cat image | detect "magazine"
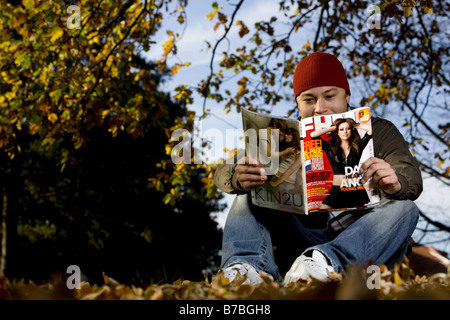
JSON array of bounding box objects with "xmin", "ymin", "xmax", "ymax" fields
[
  {"xmin": 242, "ymin": 107, "xmax": 380, "ymax": 215},
  {"xmin": 242, "ymin": 108, "xmax": 305, "ymax": 214}
]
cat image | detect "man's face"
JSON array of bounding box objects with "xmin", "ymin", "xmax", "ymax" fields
[{"xmin": 296, "ymin": 86, "xmax": 350, "ymax": 118}]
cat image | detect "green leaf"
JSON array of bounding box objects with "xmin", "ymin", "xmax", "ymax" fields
[
  {"xmin": 14, "ymin": 53, "xmax": 31, "ymax": 69},
  {"xmin": 49, "ymin": 90, "xmax": 62, "ymax": 103}
]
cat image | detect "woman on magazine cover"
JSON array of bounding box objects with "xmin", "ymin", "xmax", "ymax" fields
[{"xmin": 310, "ymin": 118, "xmax": 373, "ymax": 209}]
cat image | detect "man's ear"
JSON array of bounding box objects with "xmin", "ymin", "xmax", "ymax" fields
[{"xmin": 346, "ymin": 94, "xmax": 350, "ymax": 104}]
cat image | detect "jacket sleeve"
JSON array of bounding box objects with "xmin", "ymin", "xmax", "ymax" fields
[
  {"xmin": 372, "ymin": 118, "xmax": 423, "ymax": 201},
  {"xmin": 213, "ymin": 150, "xmax": 248, "ymax": 195}
]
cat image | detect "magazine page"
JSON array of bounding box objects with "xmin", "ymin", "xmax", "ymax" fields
[
  {"xmin": 241, "ymin": 108, "xmax": 305, "ymax": 214},
  {"xmin": 300, "ymin": 107, "xmax": 381, "ymax": 214}
]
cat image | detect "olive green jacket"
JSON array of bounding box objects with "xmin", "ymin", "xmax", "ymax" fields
[{"xmin": 213, "ymin": 117, "xmax": 423, "ymax": 201}]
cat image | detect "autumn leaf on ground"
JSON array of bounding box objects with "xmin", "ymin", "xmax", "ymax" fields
[{"xmin": 1, "ymin": 258, "xmax": 449, "ymax": 300}]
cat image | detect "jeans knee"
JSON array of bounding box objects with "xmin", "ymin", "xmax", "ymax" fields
[
  {"xmin": 403, "ymin": 200, "xmax": 419, "ymax": 224},
  {"xmin": 387, "ymin": 199, "xmax": 419, "ymax": 230},
  {"xmin": 226, "ymin": 194, "xmax": 249, "ymax": 219}
]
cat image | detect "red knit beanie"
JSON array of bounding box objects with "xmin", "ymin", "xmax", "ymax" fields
[{"xmin": 293, "ymin": 52, "xmax": 350, "ymax": 98}]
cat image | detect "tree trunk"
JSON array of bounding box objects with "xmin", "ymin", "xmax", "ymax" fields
[{"xmin": 0, "ymin": 187, "xmax": 7, "ymax": 276}]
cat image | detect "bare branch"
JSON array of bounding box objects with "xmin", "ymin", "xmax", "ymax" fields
[
  {"xmin": 418, "ymin": 161, "xmax": 450, "ymax": 185},
  {"xmin": 419, "ymin": 210, "xmax": 450, "ymax": 233},
  {"xmin": 313, "ymin": 2, "xmax": 327, "ymax": 51},
  {"xmin": 404, "ymin": 101, "xmax": 450, "ymax": 149},
  {"xmin": 201, "ymin": 0, "xmax": 245, "ymax": 118}
]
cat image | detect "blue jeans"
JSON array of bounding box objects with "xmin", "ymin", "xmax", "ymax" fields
[{"xmin": 220, "ymin": 193, "xmax": 419, "ymax": 282}]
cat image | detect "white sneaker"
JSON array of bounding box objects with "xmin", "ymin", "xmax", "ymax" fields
[
  {"xmin": 222, "ymin": 263, "xmax": 262, "ymax": 285},
  {"xmin": 284, "ymin": 250, "xmax": 335, "ymax": 284}
]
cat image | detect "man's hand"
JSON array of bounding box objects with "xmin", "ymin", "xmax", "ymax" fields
[
  {"xmin": 359, "ymin": 157, "xmax": 401, "ymax": 195},
  {"xmin": 235, "ymin": 157, "xmax": 267, "ymax": 191}
]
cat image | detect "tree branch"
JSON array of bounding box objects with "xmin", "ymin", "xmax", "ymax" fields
[
  {"xmin": 418, "ymin": 161, "xmax": 450, "ymax": 184},
  {"xmin": 201, "ymin": 0, "xmax": 245, "ymax": 118},
  {"xmin": 312, "ymin": 2, "xmax": 327, "ymax": 52},
  {"xmin": 0, "ymin": 187, "xmax": 7, "ymax": 277},
  {"xmin": 404, "ymin": 101, "xmax": 450, "ymax": 149},
  {"xmin": 81, "ymin": 0, "xmax": 149, "ymax": 108},
  {"xmin": 419, "ymin": 210, "xmax": 450, "ymax": 233}
]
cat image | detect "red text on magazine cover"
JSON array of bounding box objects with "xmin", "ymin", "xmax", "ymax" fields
[{"xmin": 302, "ymin": 126, "xmax": 334, "ymax": 212}]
